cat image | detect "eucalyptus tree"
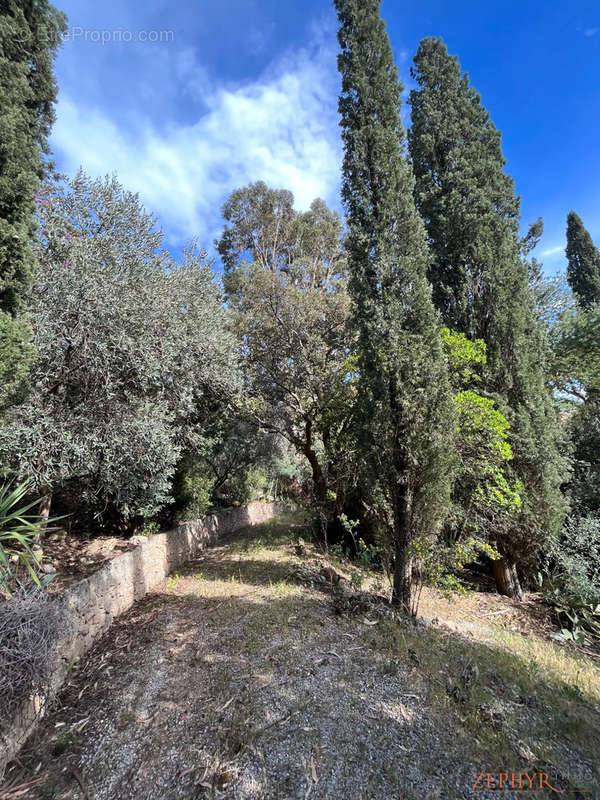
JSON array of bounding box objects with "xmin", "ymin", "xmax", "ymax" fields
[
  {"xmin": 335, "ymin": 0, "xmax": 455, "ymax": 610},
  {"xmin": 218, "ymin": 183, "xmax": 356, "ymax": 530},
  {"xmin": 0, "ymin": 0, "xmax": 66, "ymax": 412},
  {"xmin": 0, "ymin": 172, "xmax": 238, "ymax": 524}
]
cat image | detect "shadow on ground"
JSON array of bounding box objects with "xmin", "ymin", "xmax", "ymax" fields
[{"xmin": 2, "ymin": 516, "xmax": 598, "ymax": 800}]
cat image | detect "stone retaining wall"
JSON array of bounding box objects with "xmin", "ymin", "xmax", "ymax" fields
[{"xmin": 0, "ymin": 501, "xmax": 289, "ymax": 777}]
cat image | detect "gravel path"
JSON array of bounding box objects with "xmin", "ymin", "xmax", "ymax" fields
[{"xmin": 2, "ymin": 517, "xmax": 598, "ymax": 800}]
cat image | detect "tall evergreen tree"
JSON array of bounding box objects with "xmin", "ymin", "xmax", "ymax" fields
[
  {"xmin": 409, "ymin": 37, "xmax": 566, "ymax": 597},
  {"xmin": 408, "ymin": 37, "xmax": 519, "ymax": 338},
  {"xmin": 564, "ymin": 213, "xmax": 600, "ymax": 517},
  {"xmin": 0, "ymin": 0, "xmax": 66, "ymax": 412},
  {"xmin": 335, "ymin": 0, "xmax": 455, "ymax": 610},
  {"xmin": 566, "ymin": 211, "xmax": 600, "ymax": 309}
]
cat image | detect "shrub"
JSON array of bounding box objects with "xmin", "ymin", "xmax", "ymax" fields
[
  {"xmin": 177, "ymin": 473, "xmax": 213, "ymax": 522},
  {"xmin": 227, "ymin": 467, "xmax": 268, "ymax": 506},
  {"xmin": 0, "ymin": 481, "xmax": 54, "ymax": 597},
  {"xmin": 538, "ymin": 516, "xmax": 600, "ymax": 644},
  {"xmin": 545, "ymin": 515, "xmax": 600, "ymax": 603}
]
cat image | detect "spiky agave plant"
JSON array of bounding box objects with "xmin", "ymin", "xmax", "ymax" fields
[{"xmin": 0, "ymin": 480, "xmax": 56, "ymax": 595}]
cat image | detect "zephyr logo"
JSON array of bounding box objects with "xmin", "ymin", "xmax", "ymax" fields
[{"xmin": 472, "ymin": 772, "xmax": 591, "ymax": 794}]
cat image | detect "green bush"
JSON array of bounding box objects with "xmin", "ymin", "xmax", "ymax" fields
[
  {"xmin": 229, "ymin": 467, "xmax": 268, "ymax": 506},
  {"xmin": 546, "ymin": 515, "xmax": 600, "ymax": 603},
  {"xmin": 178, "ymin": 473, "xmax": 213, "ymax": 521},
  {"xmin": 538, "ymin": 516, "xmax": 600, "ymax": 644},
  {"xmin": 138, "ymin": 519, "xmax": 160, "ymax": 537},
  {"xmin": 0, "ymin": 480, "xmax": 54, "ymax": 596}
]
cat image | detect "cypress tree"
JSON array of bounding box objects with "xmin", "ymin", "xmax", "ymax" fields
[
  {"xmin": 0, "ymin": 0, "xmax": 66, "ymax": 412},
  {"xmin": 408, "ymin": 37, "xmax": 566, "ymax": 597},
  {"xmin": 566, "ymin": 211, "xmax": 600, "ymax": 309},
  {"xmin": 335, "ymin": 1, "xmax": 455, "ymax": 610},
  {"xmin": 564, "ymin": 213, "xmax": 600, "ymax": 516}
]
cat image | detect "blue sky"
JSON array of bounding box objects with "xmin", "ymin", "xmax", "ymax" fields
[{"xmin": 50, "ymin": 0, "xmax": 599, "ymax": 272}]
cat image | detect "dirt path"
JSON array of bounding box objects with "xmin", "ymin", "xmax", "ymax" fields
[{"xmin": 3, "ymin": 515, "xmax": 599, "ymax": 800}]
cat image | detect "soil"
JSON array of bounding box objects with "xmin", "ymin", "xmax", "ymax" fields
[
  {"xmin": 39, "ymin": 533, "xmax": 137, "ymax": 595},
  {"xmin": 2, "ymin": 515, "xmax": 599, "ymax": 800}
]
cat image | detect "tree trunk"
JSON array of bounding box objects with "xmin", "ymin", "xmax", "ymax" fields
[
  {"xmin": 35, "ymin": 488, "xmax": 53, "ymax": 543},
  {"xmin": 303, "ymin": 419, "xmax": 328, "ymax": 503},
  {"xmin": 302, "ymin": 419, "xmax": 330, "ymax": 548},
  {"xmin": 38, "ymin": 490, "xmax": 52, "ymax": 523},
  {"xmin": 391, "ymin": 488, "xmax": 414, "ymax": 613},
  {"xmin": 492, "ymin": 557, "xmax": 523, "ymax": 600}
]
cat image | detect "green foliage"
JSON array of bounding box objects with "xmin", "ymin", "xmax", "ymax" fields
[
  {"xmin": 349, "ymin": 570, "xmax": 363, "ymax": 590},
  {"xmin": 0, "ymin": 0, "xmax": 66, "ymax": 412},
  {"xmin": 0, "ymin": 312, "xmax": 33, "ymax": 411},
  {"xmin": 218, "ymin": 182, "xmax": 353, "ymax": 513},
  {"xmin": 270, "ymin": 447, "xmax": 311, "ymax": 500},
  {"xmin": 138, "ymin": 520, "xmax": 160, "ymax": 538},
  {"xmin": 0, "ymin": 173, "xmax": 239, "ymax": 524},
  {"xmin": 551, "ymin": 307, "xmax": 600, "ymax": 398},
  {"xmin": 175, "ymin": 459, "xmax": 272, "ymax": 522},
  {"xmin": 440, "ymin": 327, "xmax": 486, "ymax": 388},
  {"xmin": 538, "ymin": 516, "xmax": 600, "ymax": 645},
  {"xmin": 543, "ymin": 584, "xmax": 600, "ymax": 647},
  {"xmin": 335, "ymin": 0, "xmax": 455, "ymax": 611},
  {"xmin": 531, "ymin": 271, "xmax": 575, "ymax": 330},
  {"xmin": 545, "ymin": 516, "xmax": 600, "ymax": 603},
  {"xmin": 227, "ymin": 467, "xmax": 268, "ymax": 506},
  {"xmin": 410, "ymin": 533, "xmax": 499, "ymax": 597},
  {"xmin": 197, "ymin": 415, "xmax": 283, "ymax": 505},
  {"xmin": 552, "ymin": 214, "xmax": 600, "ymax": 531},
  {"xmin": 409, "ymin": 38, "xmax": 566, "ymax": 587},
  {"xmin": 0, "ymin": 480, "xmax": 54, "ymax": 595},
  {"xmin": 569, "ymin": 398, "xmax": 600, "ymax": 516},
  {"xmin": 441, "ymin": 328, "xmax": 521, "ymax": 555},
  {"xmin": 454, "ymin": 391, "xmax": 522, "ymax": 512},
  {"xmin": 356, "ymin": 537, "xmax": 379, "ymax": 571},
  {"xmin": 565, "ymin": 211, "xmax": 600, "ymax": 310},
  {"xmin": 172, "ymin": 409, "xmax": 293, "ymax": 521},
  {"xmin": 175, "ymin": 471, "xmax": 213, "ymax": 522},
  {"xmin": 409, "ymin": 37, "xmax": 520, "ymax": 336}
]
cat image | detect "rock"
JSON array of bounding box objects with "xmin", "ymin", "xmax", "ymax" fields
[
  {"xmin": 514, "ymin": 739, "xmax": 536, "ymax": 762},
  {"xmin": 41, "ymin": 562, "xmax": 57, "ymax": 574},
  {"xmin": 320, "ymin": 566, "xmax": 341, "ymax": 584},
  {"xmin": 460, "ymin": 662, "xmax": 479, "ymax": 687}
]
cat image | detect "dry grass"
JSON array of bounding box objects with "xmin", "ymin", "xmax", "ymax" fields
[
  {"xmin": 3, "ymin": 513, "xmax": 599, "ymax": 800},
  {"xmin": 415, "ymin": 585, "xmax": 600, "ymax": 704}
]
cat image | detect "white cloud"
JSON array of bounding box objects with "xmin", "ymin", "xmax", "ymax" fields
[
  {"xmin": 51, "ymin": 34, "xmax": 342, "ymax": 248},
  {"xmin": 540, "ymin": 244, "xmax": 564, "ymax": 258}
]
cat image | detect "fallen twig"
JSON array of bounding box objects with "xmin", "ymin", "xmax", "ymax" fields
[{"xmin": 70, "ymin": 767, "xmax": 91, "ymax": 800}]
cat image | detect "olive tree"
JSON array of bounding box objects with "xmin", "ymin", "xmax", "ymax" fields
[{"xmin": 0, "ymin": 172, "xmax": 238, "ymax": 524}]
